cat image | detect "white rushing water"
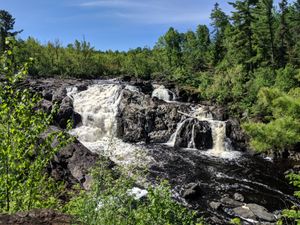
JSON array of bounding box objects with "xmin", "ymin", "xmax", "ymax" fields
[
  {"xmin": 152, "ymin": 85, "xmax": 176, "ymax": 102},
  {"xmin": 69, "ymin": 82, "xmax": 240, "ymax": 165},
  {"xmin": 166, "ymin": 105, "xmax": 241, "ymax": 159},
  {"xmin": 69, "ymin": 84, "xmax": 152, "ymax": 167}
]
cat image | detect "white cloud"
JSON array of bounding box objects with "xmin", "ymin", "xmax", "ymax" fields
[
  {"xmin": 114, "ymin": 12, "xmax": 210, "ymax": 24},
  {"xmin": 77, "ymin": 0, "xmax": 211, "ymax": 24},
  {"xmin": 79, "ymin": 0, "xmax": 149, "ymax": 8}
]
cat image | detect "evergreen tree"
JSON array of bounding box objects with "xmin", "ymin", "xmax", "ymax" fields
[
  {"xmin": 196, "ymin": 25, "xmax": 210, "ymax": 52},
  {"xmin": 163, "ymin": 27, "xmax": 183, "ymax": 69},
  {"xmin": 288, "ymin": 0, "xmax": 300, "ymax": 66},
  {"xmin": 0, "ymin": 10, "xmax": 21, "ymax": 54},
  {"xmin": 229, "ymin": 0, "xmax": 257, "ymax": 73},
  {"xmin": 252, "ymin": 0, "xmax": 276, "ymax": 69},
  {"xmin": 277, "ymin": 0, "xmax": 291, "ymax": 67},
  {"xmin": 210, "ymin": 3, "xmax": 230, "ymax": 65}
]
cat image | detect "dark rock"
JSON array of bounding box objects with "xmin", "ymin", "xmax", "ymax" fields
[
  {"xmin": 48, "ymin": 137, "xmax": 114, "ymax": 190},
  {"xmin": 233, "ymin": 206, "xmax": 256, "ymax": 220},
  {"xmin": 226, "ymin": 119, "xmax": 248, "ymax": 151},
  {"xmin": 210, "ymin": 106, "xmax": 228, "ymax": 121},
  {"xmin": 54, "ymin": 96, "xmax": 81, "ymax": 129},
  {"xmin": 220, "ymin": 197, "xmax": 243, "ymax": 207},
  {"xmin": 176, "ymin": 88, "xmax": 200, "ymax": 103},
  {"xmin": 52, "ymin": 87, "xmax": 67, "ymax": 103},
  {"xmin": 40, "ymin": 99, "xmax": 53, "ymax": 114},
  {"xmin": 76, "ymin": 84, "xmax": 88, "ymax": 92},
  {"xmin": 209, "ymin": 201, "xmax": 221, "ymax": 210},
  {"xmin": 42, "ymin": 89, "xmax": 53, "ymax": 101},
  {"xmin": 234, "ymin": 193, "xmax": 245, "ymax": 202},
  {"xmin": 183, "ymin": 183, "xmax": 202, "ymax": 200},
  {"xmin": 247, "ymin": 204, "xmax": 276, "ymax": 222},
  {"xmin": 173, "ymin": 119, "xmax": 212, "ymax": 150},
  {"xmin": 0, "ymin": 209, "xmax": 74, "ymax": 225},
  {"xmin": 117, "ymin": 89, "xmax": 188, "ymax": 143},
  {"xmin": 233, "ymin": 204, "xmax": 276, "ymax": 222}
]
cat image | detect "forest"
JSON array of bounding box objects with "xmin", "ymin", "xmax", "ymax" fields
[{"xmin": 0, "ymin": 0, "xmax": 300, "ymax": 224}]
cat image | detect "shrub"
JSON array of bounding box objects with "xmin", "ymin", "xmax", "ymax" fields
[{"xmin": 65, "ymin": 164, "xmax": 203, "ymax": 225}]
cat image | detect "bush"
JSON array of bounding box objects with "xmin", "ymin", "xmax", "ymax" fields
[
  {"xmin": 0, "ymin": 37, "xmax": 70, "ymax": 212},
  {"xmin": 65, "ymin": 164, "xmax": 203, "ymax": 225},
  {"xmin": 243, "ymin": 87, "xmax": 300, "ymax": 152}
]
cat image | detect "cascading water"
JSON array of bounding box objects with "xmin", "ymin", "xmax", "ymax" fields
[
  {"xmin": 152, "ymin": 85, "xmax": 176, "ymax": 102},
  {"xmin": 166, "ymin": 105, "xmax": 240, "ymax": 159},
  {"xmin": 66, "ymin": 81, "xmax": 299, "ymax": 224},
  {"xmin": 68, "ymin": 83, "xmax": 152, "ymax": 167}
]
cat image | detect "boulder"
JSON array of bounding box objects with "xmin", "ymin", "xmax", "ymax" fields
[
  {"xmin": 233, "ymin": 204, "xmax": 276, "ymax": 222},
  {"xmin": 247, "ymin": 204, "xmax": 276, "ymax": 222},
  {"xmin": 0, "ymin": 209, "xmax": 73, "ymax": 225},
  {"xmin": 52, "ymin": 87, "xmax": 67, "ymax": 103},
  {"xmin": 48, "ymin": 137, "xmax": 114, "ymax": 190},
  {"xmin": 54, "ymin": 96, "xmax": 81, "ymax": 129},
  {"xmin": 40, "ymin": 99, "xmax": 53, "ymax": 114},
  {"xmin": 226, "ymin": 119, "xmax": 248, "ymax": 151},
  {"xmin": 209, "ymin": 201, "xmax": 222, "ymax": 210},
  {"xmin": 183, "ymin": 183, "xmax": 202, "ymax": 200},
  {"xmin": 234, "ymin": 193, "xmax": 245, "ymax": 202},
  {"xmin": 220, "ymin": 197, "xmax": 243, "ymax": 207},
  {"xmin": 233, "ymin": 206, "xmax": 256, "ymax": 220},
  {"xmin": 117, "ymin": 89, "xmax": 187, "ymax": 143}
]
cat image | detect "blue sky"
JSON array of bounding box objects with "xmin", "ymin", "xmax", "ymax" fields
[{"xmin": 0, "ymin": 0, "xmax": 286, "ymax": 51}]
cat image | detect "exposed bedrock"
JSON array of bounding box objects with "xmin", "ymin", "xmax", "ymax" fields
[{"xmin": 117, "ymin": 89, "xmax": 190, "ymax": 143}]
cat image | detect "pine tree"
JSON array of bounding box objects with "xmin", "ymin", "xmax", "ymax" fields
[
  {"xmin": 229, "ymin": 0, "xmax": 257, "ymax": 73},
  {"xmin": 210, "ymin": 3, "xmax": 230, "ymax": 65},
  {"xmin": 277, "ymin": 0, "xmax": 291, "ymax": 67},
  {"xmin": 252, "ymin": 0, "xmax": 276, "ymax": 70},
  {"xmin": 163, "ymin": 27, "xmax": 183, "ymax": 69},
  {"xmin": 288, "ymin": 0, "xmax": 300, "ymax": 66},
  {"xmin": 0, "ymin": 10, "xmax": 22, "ymax": 54}
]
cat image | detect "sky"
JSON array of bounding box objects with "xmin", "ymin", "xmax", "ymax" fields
[{"xmin": 0, "ymin": 0, "xmax": 286, "ymax": 51}]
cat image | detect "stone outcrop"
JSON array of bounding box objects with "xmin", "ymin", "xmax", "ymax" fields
[
  {"xmin": 117, "ymin": 89, "xmax": 189, "ymax": 143},
  {"xmin": 0, "ymin": 209, "xmax": 74, "ymax": 225},
  {"xmin": 173, "ymin": 119, "xmax": 212, "ymax": 150},
  {"xmin": 48, "ymin": 138, "xmax": 114, "ymax": 190},
  {"xmin": 226, "ymin": 118, "xmax": 248, "ymax": 151}
]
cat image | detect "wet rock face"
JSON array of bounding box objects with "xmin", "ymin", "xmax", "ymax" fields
[
  {"xmin": 226, "ymin": 119, "xmax": 248, "ymax": 151},
  {"xmin": 173, "ymin": 119, "xmax": 212, "ymax": 150},
  {"xmin": 26, "ymin": 78, "xmax": 91, "ymax": 129},
  {"xmin": 117, "ymin": 89, "xmax": 189, "ymax": 143},
  {"xmin": 54, "ymin": 96, "xmax": 81, "ymax": 129},
  {"xmin": 48, "ymin": 138, "xmax": 114, "ymax": 190}
]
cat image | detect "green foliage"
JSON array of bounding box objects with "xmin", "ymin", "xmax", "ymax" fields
[
  {"xmin": 0, "ymin": 10, "xmax": 22, "ymax": 53},
  {"xmin": 243, "ymin": 87, "xmax": 300, "ymax": 152},
  {"xmin": 230, "ymin": 217, "xmax": 242, "ymax": 225},
  {"xmin": 275, "ymin": 65, "xmax": 300, "ymax": 92},
  {"xmin": 0, "ymin": 37, "xmax": 69, "ymax": 213},
  {"xmin": 65, "ymin": 164, "xmax": 202, "ymax": 225},
  {"xmin": 277, "ymin": 173, "xmax": 300, "ymax": 224}
]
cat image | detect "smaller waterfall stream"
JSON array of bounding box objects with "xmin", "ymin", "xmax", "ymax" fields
[{"xmin": 166, "ymin": 105, "xmax": 240, "ymax": 159}]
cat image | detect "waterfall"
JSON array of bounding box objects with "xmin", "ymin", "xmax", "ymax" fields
[
  {"xmin": 166, "ymin": 118, "xmax": 191, "ymax": 147},
  {"xmin": 152, "ymin": 85, "xmax": 176, "ymax": 102},
  {"xmin": 166, "ymin": 106, "xmax": 240, "ymax": 159},
  {"xmin": 69, "ymin": 83, "xmax": 152, "ymax": 167}
]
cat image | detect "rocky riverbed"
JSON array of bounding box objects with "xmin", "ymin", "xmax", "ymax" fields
[{"xmin": 4, "ymin": 77, "xmax": 299, "ymax": 225}]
